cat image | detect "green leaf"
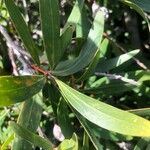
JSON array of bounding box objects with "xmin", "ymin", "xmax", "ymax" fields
[
  {"xmin": 5, "ymin": 0, "xmax": 40, "ymax": 64},
  {"xmin": 129, "ymin": 108, "xmax": 150, "ymax": 117},
  {"xmin": 62, "ymin": 0, "xmax": 85, "ymax": 32},
  {"xmin": 10, "ymin": 122, "xmax": 53, "ymax": 150},
  {"xmin": 0, "ymin": 76, "xmax": 45, "ymax": 106},
  {"xmin": 77, "ymin": 49, "xmax": 100, "ymax": 82},
  {"xmin": 57, "ymin": 99, "xmax": 74, "ymax": 138},
  {"xmin": 99, "ymin": 38, "xmax": 109, "ymax": 58},
  {"xmin": 84, "ymin": 80, "xmax": 136, "ymax": 95},
  {"xmin": 55, "ymin": 78, "xmax": 150, "ymax": 137},
  {"xmin": 39, "ymin": 0, "xmax": 60, "ymax": 68},
  {"xmin": 76, "ymin": 5, "xmax": 91, "ymax": 38},
  {"xmin": 60, "ymin": 25, "xmax": 74, "ymax": 59},
  {"xmin": 96, "ymin": 49, "xmax": 140, "ymax": 72},
  {"xmin": 74, "ymin": 111, "xmax": 103, "ymax": 150},
  {"xmin": 57, "ymin": 133, "xmax": 78, "ymax": 150},
  {"xmin": 134, "ymin": 138, "xmax": 150, "ymax": 150},
  {"xmin": 12, "ymin": 95, "xmax": 43, "ymax": 150},
  {"xmin": 53, "ymin": 11, "xmax": 104, "ymax": 76},
  {"xmin": 129, "ymin": 0, "xmax": 150, "ymax": 13},
  {"xmin": 121, "ymin": 0, "xmax": 150, "ymax": 31},
  {"xmin": 1, "ymin": 134, "xmax": 14, "ymax": 150}
]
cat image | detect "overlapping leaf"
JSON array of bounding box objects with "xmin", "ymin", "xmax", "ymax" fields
[
  {"xmin": 10, "ymin": 122, "xmax": 53, "ymax": 150},
  {"xmin": 12, "ymin": 95, "xmax": 43, "ymax": 149},
  {"xmin": 0, "ymin": 76, "xmax": 45, "ymax": 106},
  {"xmin": 5, "ymin": 0, "xmax": 40, "ymax": 64},
  {"xmin": 39, "ymin": 0, "xmax": 60, "ymax": 68},
  {"xmin": 55, "ymin": 78, "xmax": 150, "ymax": 137},
  {"xmin": 53, "ymin": 10, "xmax": 104, "ymax": 76},
  {"xmin": 96, "ymin": 49, "xmax": 140, "ymax": 72}
]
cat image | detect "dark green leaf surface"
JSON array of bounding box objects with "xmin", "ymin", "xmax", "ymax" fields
[
  {"xmin": 53, "ymin": 11, "xmax": 104, "ymax": 76},
  {"xmin": 60, "ymin": 25, "xmax": 74, "ymax": 59},
  {"xmin": 10, "ymin": 122, "xmax": 53, "ymax": 150},
  {"xmin": 55, "ymin": 78, "xmax": 150, "ymax": 137},
  {"xmin": 39, "ymin": 0, "xmax": 60, "ymax": 68},
  {"xmin": 77, "ymin": 49, "xmax": 100, "ymax": 82},
  {"xmin": 57, "ymin": 99, "xmax": 74, "ymax": 138},
  {"xmin": 0, "ymin": 76, "xmax": 45, "ymax": 106},
  {"xmin": 130, "ymin": 0, "xmax": 150, "ymax": 12},
  {"xmin": 74, "ymin": 111, "xmax": 103, "ymax": 150},
  {"xmin": 5, "ymin": 0, "xmax": 40, "ymax": 64},
  {"xmin": 13, "ymin": 95, "xmax": 43, "ymax": 150},
  {"xmin": 121, "ymin": 0, "xmax": 150, "ymax": 31}
]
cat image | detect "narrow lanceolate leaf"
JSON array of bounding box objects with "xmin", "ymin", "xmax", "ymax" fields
[
  {"xmin": 10, "ymin": 122, "xmax": 53, "ymax": 150},
  {"xmin": 5, "ymin": 0, "xmax": 40, "ymax": 64},
  {"xmin": 57, "ymin": 99, "xmax": 74, "ymax": 138},
  {"xmin": 77, "ymin": 50, "xmax": 100, "ymax": 82},
  {"xmin": 131, "ymin": 0, "xmax": 150, "ymax": 13},
  {"xmin": 0, "ymin": 76, "xmax": 45, "ymax": 106},
  {"xmin": 62, "ymin": 0, "xmax": 85, "ymax": 32},
  {"xmin": 74, "ymin": 111, "xmax": 103, "ymax": 150},
  {"xmin": 55, "ymin": 78, "xmax": 150, "ymax": 137},
  {"xmin": 13, "ymin": 95, "xmax": 43, "ymax": 150},
  {"xmin": 96, "ymin": 49, "xmax": 140, "ymax": 72},
  {"xmin": 120, "ymin": 0, "xmax": 150, "ymax": 31},
  {"xmin": 39, "ymin": 0, "xmax": 60, "ymax": 69},
  {"xmin": 53, "ymin": 11, "xmax": 104, "ymax": 76}
]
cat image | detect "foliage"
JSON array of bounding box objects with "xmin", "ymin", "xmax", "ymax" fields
[{"xmin": 0, "ymin": 0, "xmax": 150, "ymax": 149}]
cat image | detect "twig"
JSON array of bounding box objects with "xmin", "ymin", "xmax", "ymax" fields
[
  {"xmin": 103, "ymin": 32, "xmax": 148, "ymax": 70},
  {"xmin": 95, "ymin": 72, "xmax": 140, "ymax": 86},
  {"xmin": 8, "ymin": 47, "xmax": 19, "ymax": 75}
]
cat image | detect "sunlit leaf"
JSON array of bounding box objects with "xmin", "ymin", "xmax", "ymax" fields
[
  {"xmin": 55, "ymin": 78, "xmax": 150, "ymax": 137},
  {"xmin": 57, "ymin": 133, "xmax": 78, "ymax": 150},
  {"xmin": 53, "ymin": 11, "xmax": 104, "ymax": 76},
  {"xmin": 1, "ymin": 134, "xmax": 14, "ymax": 150},
  {"xmin": 0, "ymin": 76, "xmax": 45, "ymax": 106},
  {"xmin": 96, "ymin": 49, "xmax": 140, "ymax": 72}
]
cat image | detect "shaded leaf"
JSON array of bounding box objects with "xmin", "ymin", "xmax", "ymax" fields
[
  {"xmin": 12, "ymin": 95, "xmax": 43, "ymax": 150},
  {"xmin": 57, "ymin": 99, "xmax": 74, "ymax": 139},
  {"xmin": 5, "ymin": 0, "xmax": 40, "ymax": 64},
  {"xmin": 77, "ymin": 49, "xmax": 100, "ymax": 82},
  {"xmin": 55, "ymin": 78, "xmax": 150, "ymax": 137},
  {"xmin": 74, "ymin": 111, "xmax": 103, "ymax": 150},
  {"xmin": 0, "ymin": 76, "xmax": 45, "ymax": 106},
  {"xmin": 39, "ymin": 0, "xmax": 60, "ymax": 68},
  {"xmin": 134, "ymin": 138, "xmax": 150, "ymax": 150},
  {"xmin": 60, "ymin": 25, "xmax": 74, "ymax": 59},
  {"xmin": 10, "ymin": 122, "xmax": 53, "ymax": 150},
  {"xmin": 129, "ymin": 0, "xmax": 150, "ymax": 13},
  {"xmin": 121, "ymin": 0, "xmax": 150, "ymax": 31},
  {"xmin": 129, "ymin": 108, "xmax": 150, "ymax": 117}
]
